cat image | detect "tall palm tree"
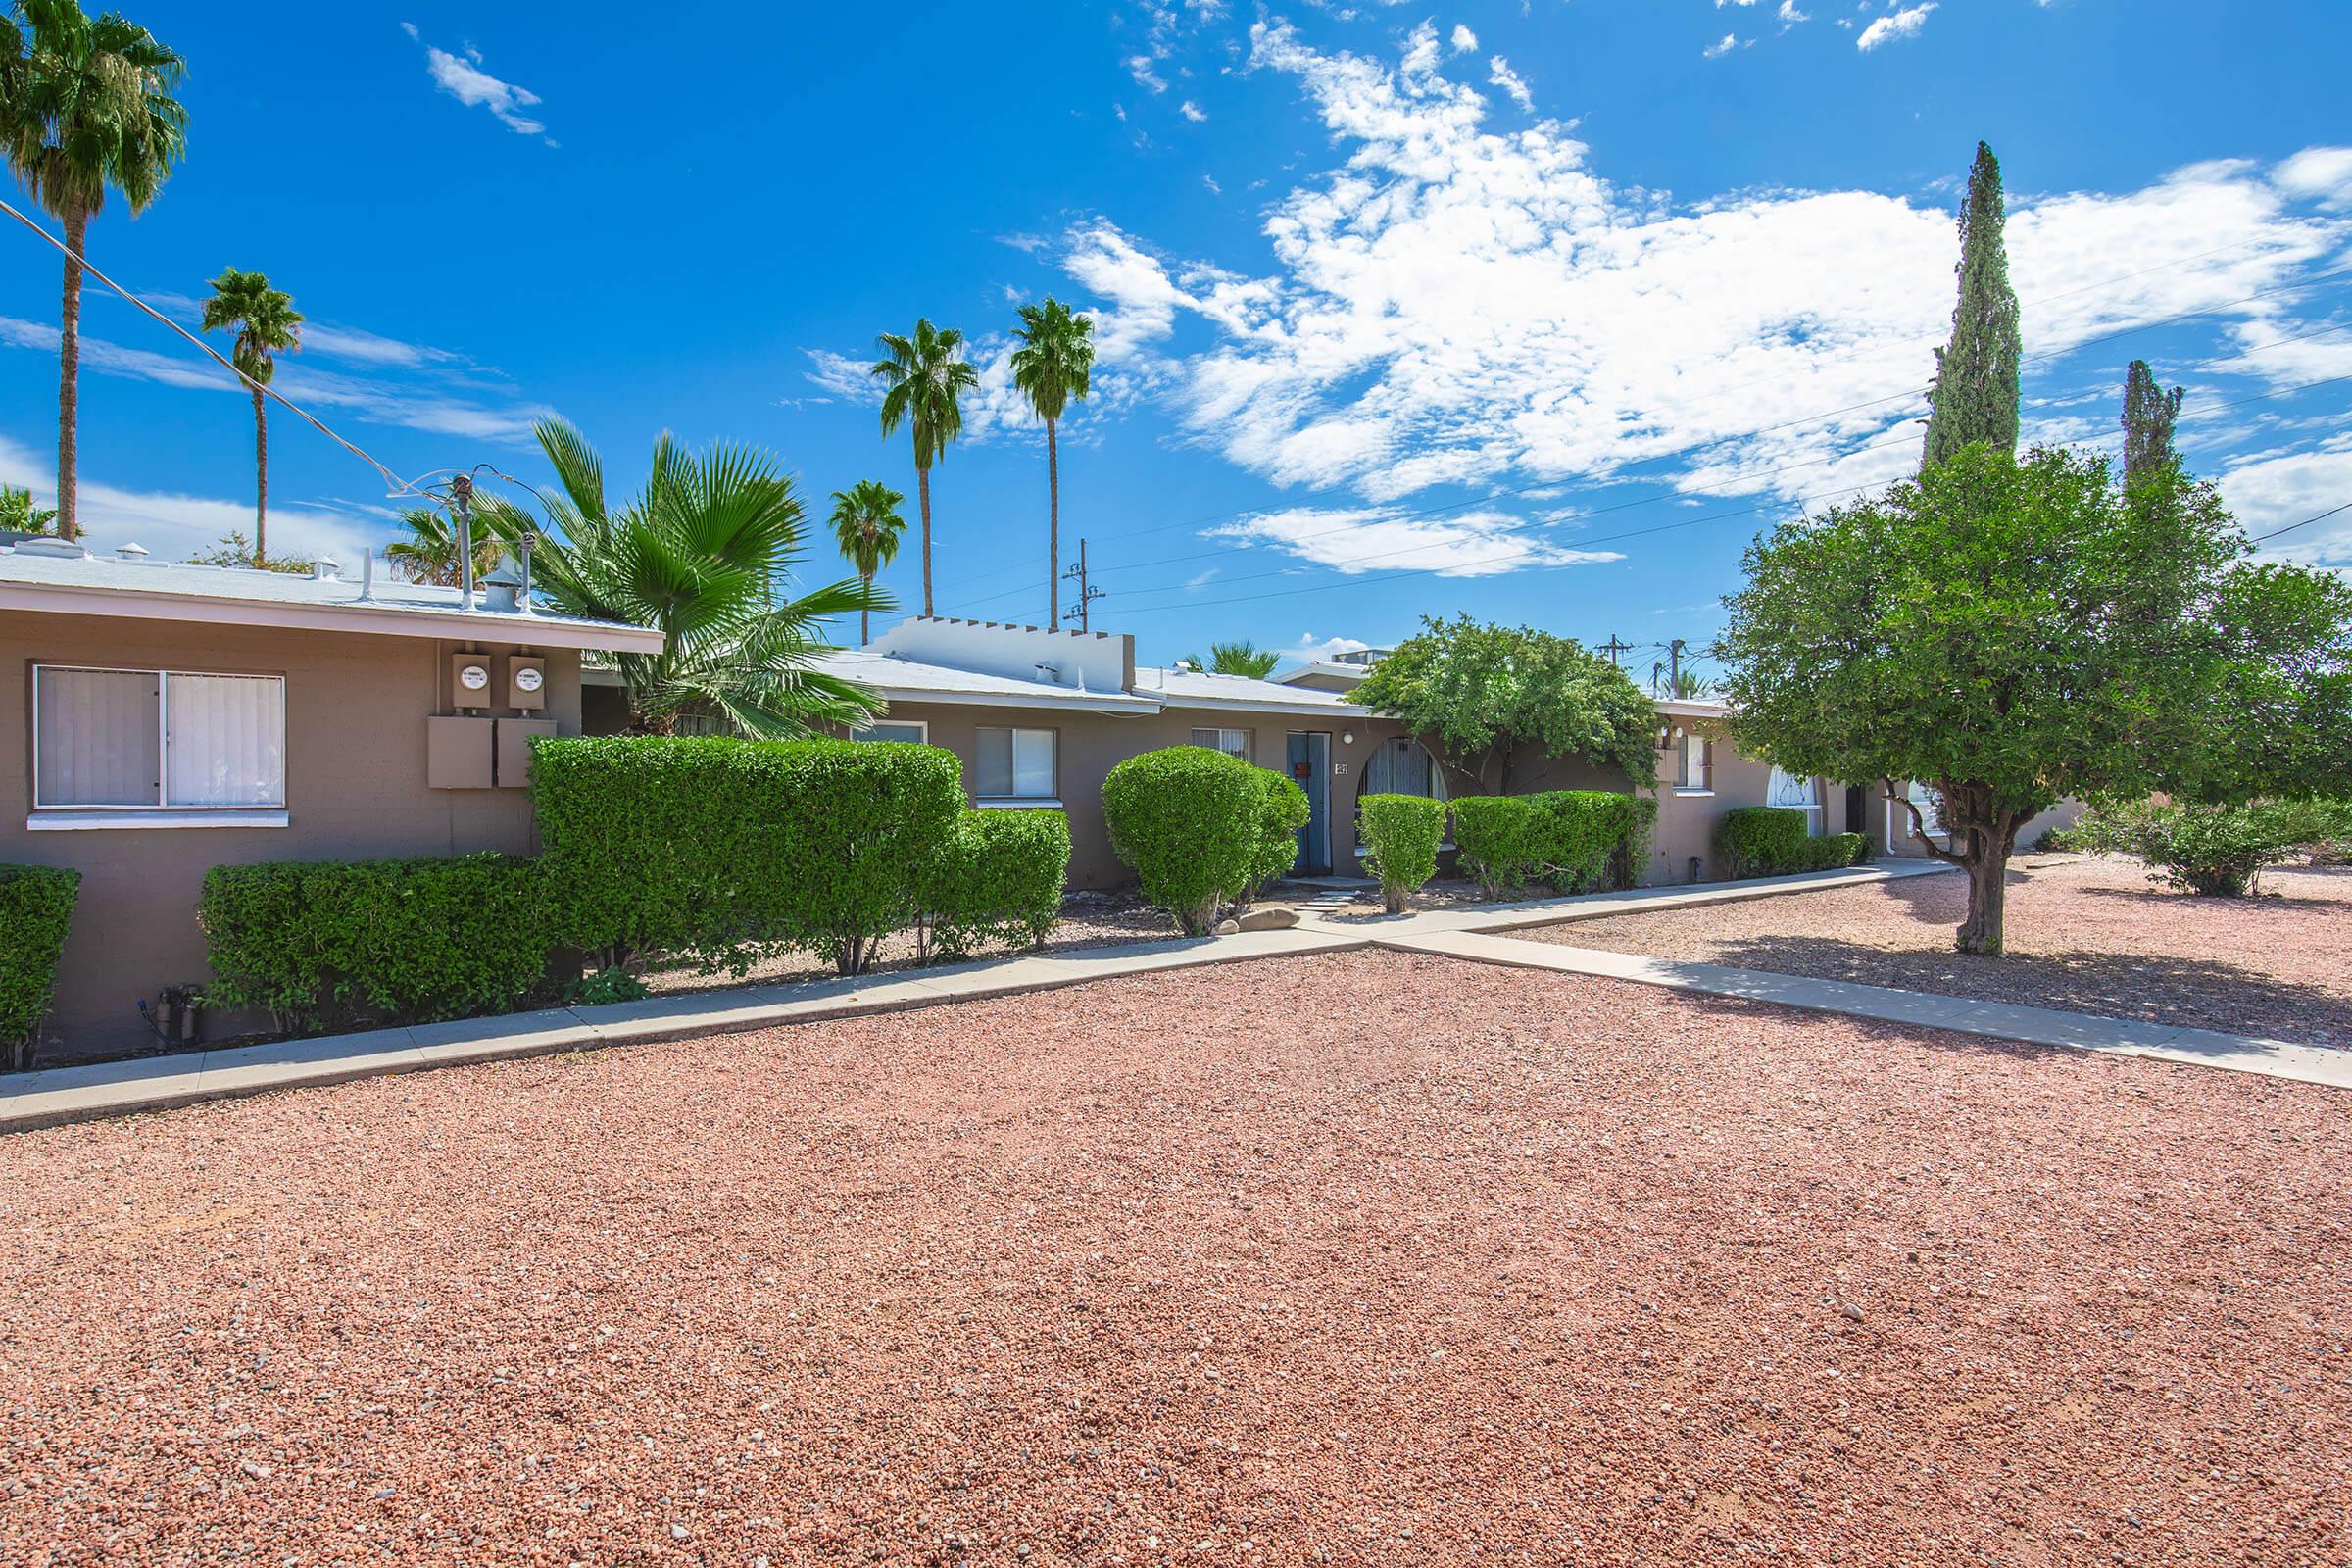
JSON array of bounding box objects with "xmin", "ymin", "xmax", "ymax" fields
[
  {"xmin": 384, "ymin": 506, "xmax": 502, "ymax": 588},
  {"xmin": 827, "ymin": 479, "xmax": 906, "ymax": 646},
  {"xmin": 1007, "ymin": 297, "xmax": 1094, "ymax": 628},
  {"xmin": 0, "ymin": 1, "xmax": 187, "ymax": 540},
  {"xmin": 200, "ymin": 268, "xmax": 301, "ymax": 563},
  {"xmin": 497, "ymin": 416, "xmax": 888, "ymax": 737},
  {"xmin": 869, "ymin": 318, "xmax": 977, "ymax": 618},
  {"xmin": 1186, "ymin": 640, "xmax": 1280, "ymax": 679}
]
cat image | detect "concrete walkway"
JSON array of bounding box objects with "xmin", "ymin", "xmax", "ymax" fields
[{"xmin": 4, "ymin": 858, "xmax": 2340, "ymax": 1133}]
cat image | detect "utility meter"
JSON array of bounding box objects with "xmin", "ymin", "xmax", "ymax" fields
[{"xmin": 452, "ymin": 653, "xmax": 493, "ymax": 706}]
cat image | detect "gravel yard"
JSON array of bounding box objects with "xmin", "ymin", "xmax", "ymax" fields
[
  {"xmin": 3, "ymin": 949, "xmax": 2345, "ymax": 1565},
  {"xmin": 1517, "ymin": 854, "xmax": 2352, "ymax": 1047}
]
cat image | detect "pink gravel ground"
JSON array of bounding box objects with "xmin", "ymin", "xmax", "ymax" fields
[
  {"xmin": 2, "ymin": 950, "xmax": 2345, "ymax": 1566},
  {"xmin": 1519, "ymin": 854, "xmax": 2352, "ymax": 1046}
]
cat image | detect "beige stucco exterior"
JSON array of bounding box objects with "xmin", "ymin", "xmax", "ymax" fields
[{"xmin": 3, "ymin": 609, "xmax": 583, "ymax": 1060}]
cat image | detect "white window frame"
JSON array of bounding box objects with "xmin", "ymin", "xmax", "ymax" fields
[
  {"xmin": 972, "ymin": 725, "xmax": 1059, "ymax": 807},
  {"xmin": 850, "ymin": 719, "xmax": 929, "ymax": 745},
  {"xmin": 1190, "ymin": 726, "xmax": 1250, "ymax": 761},
  {"xmin": 1767, "ymin": 766, "xmax": 1825, "ymax": 833},
  {"xmin": 1674, "ymin": 731, "xmax": 1713, "ymax": 796},
  {"xmin": 29, "ymin": 662, "xmax": 289, "ymax": 830}
]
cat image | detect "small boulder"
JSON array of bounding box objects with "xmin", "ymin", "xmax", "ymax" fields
[
  {"xmin": 1212, "ymin": 918, "xmax": 1242, "ymax": 936},
  {"xmin": 1237, "ymin": 907, "xmax": 1299, "ymax": 932}
]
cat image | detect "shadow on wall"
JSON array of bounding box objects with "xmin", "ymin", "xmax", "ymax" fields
[{"xmin": 1695, "ymin": 934, "xmax": 2352, "ymax": 1048}]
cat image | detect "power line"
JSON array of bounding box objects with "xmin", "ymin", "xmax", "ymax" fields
[
  {"xmin": 0, "ymin": 193, "xmax": 428, "ymax": 499},
  {"xmin": 2248, "ymin": 500, "xmax": 2352, "ymax": 544}
]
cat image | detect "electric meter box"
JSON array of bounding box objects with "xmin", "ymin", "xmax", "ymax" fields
[
  {"xmin": 495, "ymin": 717, "xmax": 558, "ymax": 788},
  {"xmin": 426, "ymin": 715, "xmax": 496, "ymax": 789},
  {"xmin": 449, "ymin": 652, "xmax": 496, "ymax": 709},
  {"xmin": 507, "ymin": 656, "xmax": 547, "ymax": 710}
]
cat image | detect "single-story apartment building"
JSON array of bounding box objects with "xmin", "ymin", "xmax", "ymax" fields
[
  {"xmin": 583, "ymin": 616, "xmax": 1886, "ymax": 889},
  {"xmin": 1, "ymin": 534, "xmax": 662, "ymax": 1060}
]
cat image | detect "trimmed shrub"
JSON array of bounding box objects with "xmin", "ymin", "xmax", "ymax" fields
[
  {"xmin": 1102, "ymin": 746, "xmax": 1264, "ymax": 934},
  {"xmin": 1359, "ymin": 794, "xmax": 1445, "ymax": 913},
  {"xmin": 198, "ymin": 854, "xmax": 549, "ymax": 1034},
  {"xmin": 1239, "ymin": 767, "xmax": 1311, "ymax": 906},
  {"xmin": 533, "ymin": 735, "xmax": 963, "ymax": 975},
  {"xmin": 2059, "ymin": 797, "xmax": 2351, "ymax": 896},
  {"xmin": 1716, "ymin": 808, "xmax": 1870, "ymax": 878},
  {"xmin": 1452, "ymin": 790, "xmax": 1648, "ymax": 900},
  {"xmin": 0, "ymin": 864, "xmax": 79, "ymax": 1070},
  {"xmin": 1785, "ymin": 832, "xmax": 1872, "ymax": 873},
  {"xmin": 922, "ymin": 808, "xmax": 1073, "ymax": 962}
]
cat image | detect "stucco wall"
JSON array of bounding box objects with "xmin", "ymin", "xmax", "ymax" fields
[{"xmin": 3, "ymin": 610, "xmax": 582, "ymax": 1060}]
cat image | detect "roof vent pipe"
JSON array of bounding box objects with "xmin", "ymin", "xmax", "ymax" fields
[
  {"xmin": 357, "ymin": 546, "xmax": 376, "ymax": 602},
  {"xmin": 114, "ymin": 542, "xmax": 148, "ymax": 563},
  {"xmin": 312, "ymin": 557, "xmax": 340, "ymax": 583}
]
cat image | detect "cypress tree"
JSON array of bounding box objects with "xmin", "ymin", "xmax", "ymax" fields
[
  {"xmin": 2121, "ymin": 359, "xmax": 2185, "ymax": 484},
  {"xmin": 1921, "ymin": 142, "xmax": 2023, "ymax": 469}
]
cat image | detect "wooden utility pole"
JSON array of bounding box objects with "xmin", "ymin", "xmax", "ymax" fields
[
  {"xmin": 1063, "ymin": 539, "xmax": 1102, "ymax": 632},
  {"xmin": 1599, "ymin": 633, "xmax": 1632, "ymax": 667}
]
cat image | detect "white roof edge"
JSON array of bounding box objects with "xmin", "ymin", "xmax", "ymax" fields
[
  {"xmin": 0, "ymin": 580, "xmax": 666, "ymax": 655},
  {"xmin": 1158, "ymin": 693, "xmax": 1370, "ymax": 719},
  {"xmin": 869, "ymin": 684, "xmax": 1162, "ymax": 716}
]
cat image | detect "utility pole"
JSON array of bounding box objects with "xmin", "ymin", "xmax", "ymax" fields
[
  {"xmin": 1599, "ymin": 633, "xmax": 1632, "ymax": 667},
  {"xmin": 1063, "ymin": 538, "xmax": 1102, "ymax": 632},
  {"xmin": 449, "ymin": 472, "xmax": 478, "ymax": 611},
  {"xmin": 1660, "ymin": 637, "xmax": 1687, "ymax": 692}
]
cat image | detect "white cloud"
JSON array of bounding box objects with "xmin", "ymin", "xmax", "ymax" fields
[
  {"xmin": 1126, "ymin": 54, "xmax": 1167, "ymax": 93},
  {"xmin": 408, "ymin": 26, "xmax": 551, "ymax": 140},
  {"xmin": 1045, "ymin": 22, "xmax": 2349, "ymax": 534},
  {"xmin": 2274, "ymin": 146, "xmax": 2352, "ymax": 211},
  {"xmin": 1179, "ymin": 99, "xmax": 1207, "ymax": 122},
  {"xmin": 1702, "ymin": 33, "xmax": 1739, "ymax": 59},
  {"xmin": 1856, "ymin": 3, "xmax": 1936, "ymax": 51},
  {"xmin": 298, "ymin": 321, "xmax": 462, "ymax": 369},
  {"xmin": 1777, "ymin": 1, "xmax": 1811, "ymax": 25},
  {"xmin": 803, "ymin": 348, "xmax": 881, "ymax": 402},
  {"xmin": 1289, "ymin": 631, "xmax": 1374, "ymax": 662},
  {"xmin": 0, "ymin": 432, "xmax": 382, "ymax": 565},
  {"xmin": 1207, "ymin": 505, "xmax": 1623, "ymax": 576},
  {"xmin": 1487, "ymin": 56, "xmax": 1534, "ymax": 111},
  {"xmin": 1448, "ymin": 24, "xmax": 1478, "ymax": 53},
  {"xmin": 2220, "ymin": 434, "xmax": 2352, "ymax": 564}
]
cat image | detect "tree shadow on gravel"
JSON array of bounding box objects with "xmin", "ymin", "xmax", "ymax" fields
[
  {"xmin": 2063, "ymin": 882, "xmax": 2351, "ymax": 913},
  {"xmin": 1696, "ymin": 934, "xmax": 2352, "ymax": 1047}
]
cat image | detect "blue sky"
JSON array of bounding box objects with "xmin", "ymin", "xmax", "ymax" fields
[{"xmin": 4, "ymin": 1, "xmax": 2349, "ymax": 679}]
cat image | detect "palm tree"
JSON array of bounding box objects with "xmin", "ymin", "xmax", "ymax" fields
[
  {"xmin": 1008, "ymin": 297, "xmax": 1095, "ymax": 628},
  {"xmin": 827, "ymin": 479, "xmax": 906, "ymax": 646},
  {"xmin": 385, "ymin": 506, "xmax": 502, "ymax": 588},
  {"xmin": 200, "ymin": 268, "xmax": 302, "ymax": 563},
  {"xmin": 869, "ymin": 318, "xmax": 977, "ymax": 618},
  {"xmin": 496, "ymin": 416, "xmax": 888, "ymax": 737},
  {"xmin": 1186, "ymin": 641, "xmax": 1280, "ymax": 679},
  {"xmin": 0, "ymin": 483, "xmax": 56, "ymax": 533},
  {"xmin": 0, "ymin": 1, "xmax": 187, "ymax": 540}
]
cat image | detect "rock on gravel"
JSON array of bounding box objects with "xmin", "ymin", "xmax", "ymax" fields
[{"xmin": 0, "ymin": 949, "xmax": 2344, "ymax": 1565}]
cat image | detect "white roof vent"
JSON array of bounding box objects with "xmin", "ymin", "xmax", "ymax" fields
[
  {"xmin": 14, "ymin": 536, "xmax": 87, "ymax": 560},
  {"xmin": 311, "ymin": 557, "xmax": 340, "ymax": 583},
  {"xmin": 114, "ymin": 542, "xmax": 149, "ymax": 563}
]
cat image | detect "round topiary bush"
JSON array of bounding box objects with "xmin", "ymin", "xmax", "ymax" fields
[
  {"xmin": 1102, "ymin": 746, "xmax": 1265, "ymax": 934},
  {"xmin": 1358, "ymin": 794, "xmax": 1446, "ymax": 913}
]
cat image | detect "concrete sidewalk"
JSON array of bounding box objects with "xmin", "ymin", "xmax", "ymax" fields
[{"xmin": 5, "ymin": 857, "xmax": 2340, "ymax": 1133}]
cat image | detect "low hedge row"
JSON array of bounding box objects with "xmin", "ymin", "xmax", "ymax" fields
[
  {"xmin": 922, "ymin": 808, "xmax": 1073, "ymax": 961},
  {"xmin": 0, "ymin": 864, "xmax": 80, "ymax": 1069},
  {"xmin": 1452, "ymin": 790, "xmax": 1653, "ymax": 899},
  {"xmin": 1714, "ymin": 806, "xmax": 1870, "ymax": 877},
  {"xmin": 197, "ymin": 853, "xmax": 548, "ymax": 1034},
  {"xmin": 1102, "ymin": 746, "xmax": 1305, "ymax": 933},
  {"xmin": 1359, "ymin": 794, "xmax": 1445, "ymax": 913}
]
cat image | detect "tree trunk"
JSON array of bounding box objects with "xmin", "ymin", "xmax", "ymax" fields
[
  {"xmin": 252, "ymin": 386, "xmax": 270, "ymax": 563},
  {"xmin": 57, "ymin": 204, "xmax": 86, "ymax": 541},
  {"xmin": 1046, "ymin": 416, "xmax": 1060, "ymax": 629},
  {"xmin": 1956, "ymin": 841, "xmax": 2009, "ymax": 956},
  {"xmin": 917, "ymin": 465, "xmax": 934, "ymax": 617},
  {"xmin": 860, "ymin": 569, "xmax": 872, "ymax": 647}
]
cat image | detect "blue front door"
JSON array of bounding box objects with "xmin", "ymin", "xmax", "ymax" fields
[{"xmin": 1286, "ymin": 731, "xmax": 1331, "ymax": 874}]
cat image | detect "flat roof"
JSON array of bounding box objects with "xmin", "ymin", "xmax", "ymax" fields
[{"xmin": 0, "ymin": 540, "xmax": 664, "ymax": 654}]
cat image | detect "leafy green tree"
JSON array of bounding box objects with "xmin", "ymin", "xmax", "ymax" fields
[
  {"xmin": 0, "ymin": 1, "xmax": 187, "ymax": 540},
  {"xmin": 1717, "ymin": 445, "xmax": 2352, "ymax": 955},
  {"xmin": 1185, "ymin": 640, "xmax": 1280, "ymax": 679},
  {"xmin": 2122, "ymin": 359, "xmax": 2185, "ymax": 486},
  {"xmin": 384, "ymin": 505, "xmax": 501, "ymax": 588},
  {"xmin": 1008, "ymin": 297, "xmax": 1095, "ymax": 628},
  {"xmin": 1355, "ymin": 614, "xmax": 1660, "ymax": 795},
  {"xmin": 0, "ymin": 483, "xmax": 56, "ymax": 532},
  {"xmin": 869, "ymin": 318, "xmax": 978, "ymax": 618},
  {"xmin": 200, "ymin": 268, "xmax": 303, "ymax": 563},
  {"xmin": 1921, "ymin": 142, "xmax": 2021, "ymax": 470},
  {"xmin": 494, "ymin": 416, "xmax": 888, "ymax": 737},
  {"xmin": 827, "ymin": 478, "xmax": 906, "ymax": 646}
]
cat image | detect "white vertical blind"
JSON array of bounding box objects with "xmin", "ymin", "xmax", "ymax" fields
[
  {"xmin": 165, "ymin": 673, "xmax": 285, "ymax": 806},
  {"xmin": 33, "ymin": 667, "xmax": 160, "ymax": 806},
  {"xmin": 1364, "ymin": 737, "xmax": 1446, "ymax": 801},
  {"xmin": 1011, "ymin": 729, "xmax": 1054, "ymax": 797},
  {"xmin": 1682, "ymin": 733, "xmax": 1708, "ymax": 789}
]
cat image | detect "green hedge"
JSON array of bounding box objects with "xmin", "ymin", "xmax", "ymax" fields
[
  {"xmin": 1241, "ymin": 767, "xmax": 1311, "ymax": 905},
  {"xmin": 1452, "ymin": 790, "xmax": 1650, "ymax": 899},
  {"xmin": 198, "ymin": 854, "xmax": 549, "ymax": 1034},
  {"xmin": 1359, "ymin": 794, "xmax": 1445, "ymax": 913},
  {"xmin": 0, "ymin": 864, "xmax": 79, "ymax": 1069},
  {"xmin": 1715, "ymin": 808, "xmax": 1870, "ymax": 877},
  {"xmin": 2058, "ymin": 797, "xmax": 2349, "ymax": 895},
  {"xmin": 1102, "ymin": 746, "xmax": 1266, "ymax": 934},
  {"xmin": 922, "ymin": 808, "xmax": 1072, "ymax": 961},
  {"xmin": 533, "ymin": 735, "xmax": 963, "ymax": 975}
]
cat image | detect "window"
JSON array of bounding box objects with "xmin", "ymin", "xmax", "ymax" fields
[
  {"xmin": 1677, "ymin": 732, "xmax": 1711, "ymax": 792},
  {"xmin": 1361, "ymin": 736, "xmax": 1446, "ymax": 802},
  {"xmin": 33, "ymin": 664, "xmax": 285, "ymax": 819},
  {"xmin": 851, "ymin": 719, "xmax": 928, "ymax": 745},
  {"xmin": 974, "ymin": 726, "xmax": 1055, "ymax": 801},
  {"xmin": 1767, "ymin": 766, "xmax": 1823, "ymax": 832},
  {"xmin": 1191, "ymin": 727, "xmax": 1250, "ymax": 761}
]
